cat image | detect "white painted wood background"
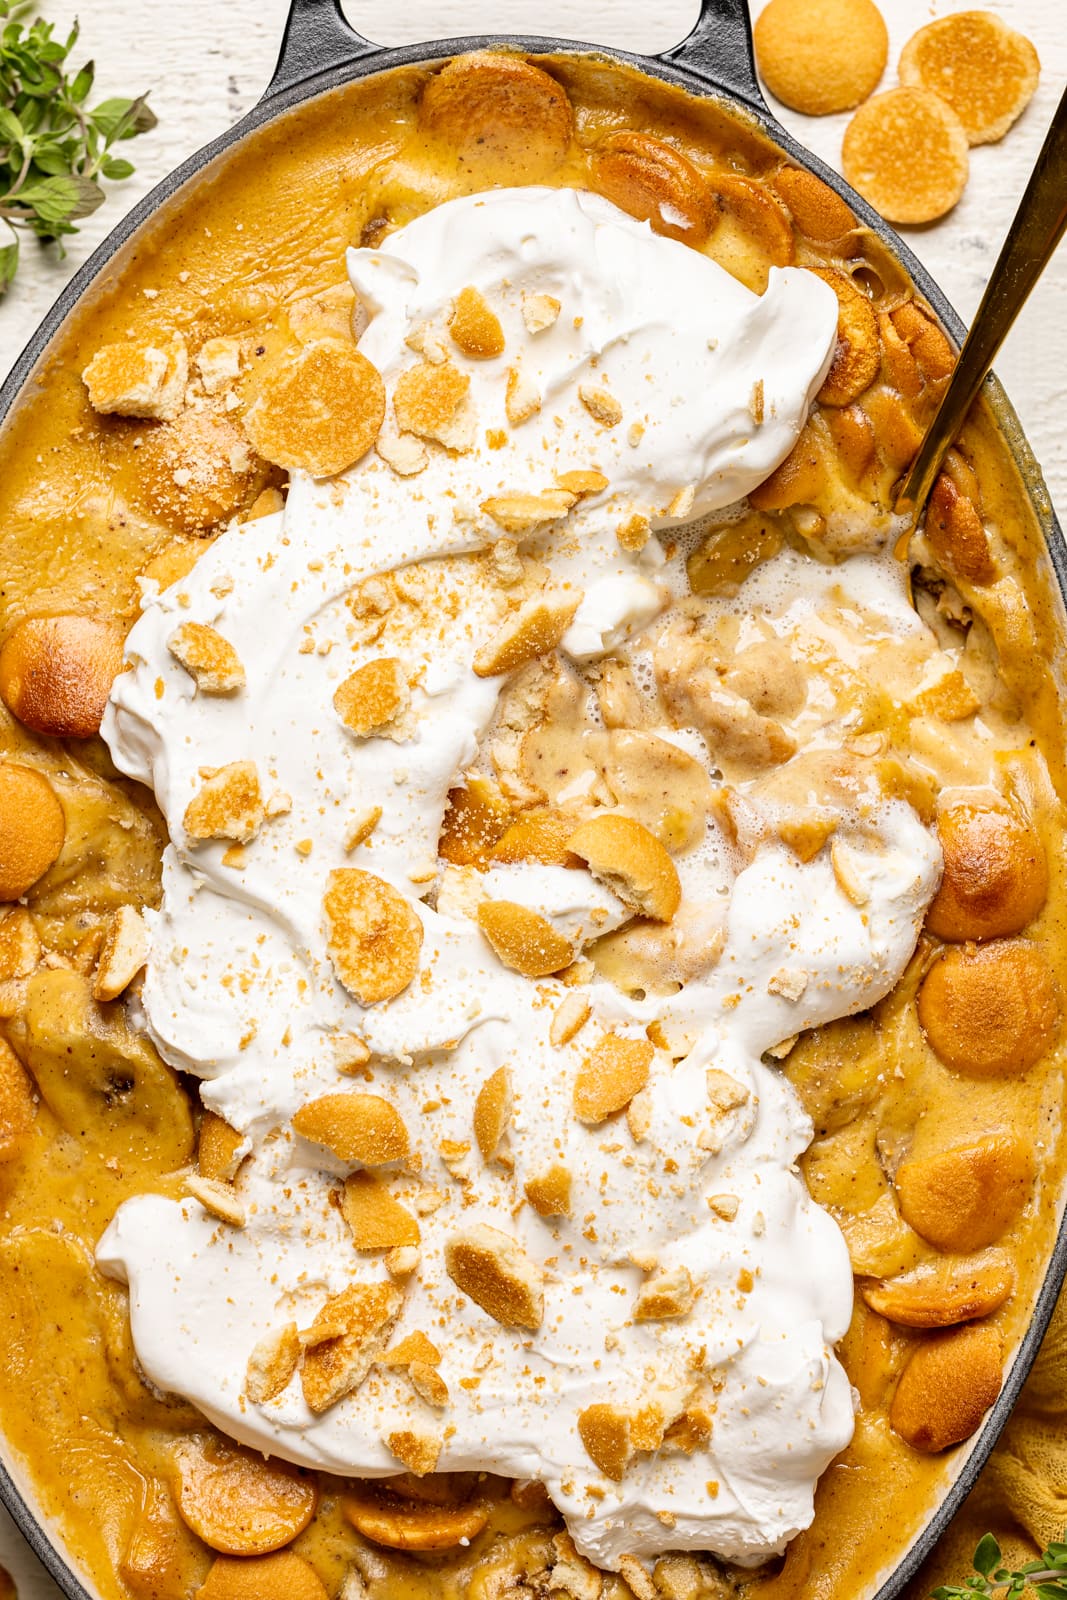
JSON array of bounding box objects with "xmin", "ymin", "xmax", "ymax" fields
[{"xmin": 0, "ymin": 0, "xmax": 1064, "ymax": 1593}]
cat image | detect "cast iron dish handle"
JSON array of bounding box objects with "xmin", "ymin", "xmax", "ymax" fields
[
  {"xmin": 659, "ymin": 0, "xmax": 765, "ymax": 110},
  {"xmin": 267, "ymin": 0, "xmax": 379, "ymax": 97},
  {"xmin": 267, "ymin": 0, "xmax": 767, "ymax": 111}
]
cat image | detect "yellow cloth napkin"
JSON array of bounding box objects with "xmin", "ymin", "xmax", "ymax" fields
[{"xmin": 911, "ymin": 1291, "xmax": 1067, "ymax": 1594}]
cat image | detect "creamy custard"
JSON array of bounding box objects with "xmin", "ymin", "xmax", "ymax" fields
[
  {"xmin": 0, "ymin": 47, "xmax": 1064, "ymax": 1600},
  {"xmin": 93, "ymin": 189, "xmax": 944, "ymax": 1569}
]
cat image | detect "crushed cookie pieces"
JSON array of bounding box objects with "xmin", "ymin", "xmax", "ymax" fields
[
  {"xmin": 473, "ymin": 593, "xmax": 580, "ymax": 677},
  {"xmin": 293, "ymin": 1092, "xmax": 409, "ymax": 1165},
  {"xmin": 618, "ymin": 1555, "xmax": 657, "ymax": 1600},
  {"xmin": 92, "ymin": 905, "xmax": 148, "ymax": 1002},
  {"xmin": 384, "ymin": 1244, "xmax": 421, "ymax": 1278},
  {"xmin": 196, "ymin": 336, "xmax": 243, "ymax": 395},
  {"xmin": 345, "ymin": 806, "xmax": 382, "ymax": 851},
  {"xmin": 324, "ymin": 868, "xmax": 423, "ymax": 1005},
  {"xmin": 488, "ymin": 538, "xmax": 524, "ymax": 587},
  {"xmin": 505, "ymin": 366, "xmax": 541, "ymax": 427},
  {"xmin": 556, "ymin": 468, "xmax": 608, "ymax": 497},
  {"xmin": 831, "ymin": 838, "xmax": 871, "ymax": 906},
  {"xmin": 668, "ymin": 485, "xmax": 696, "ymax": 519},
  {"xmin": 524, "ymin": 1164, "xmax": 572, "ymax": 1218},
  {"xmin": 574, "ymin": 1034, "xmax": 653, "ymax": 1125},
  {"xmin": 245, "ymin": 1323, "xmax": 300, "ymax": 1404},
  {"xmin": 300, "ymin": 1282, "xmax": 403, "ymax": 1413},
  {"xmin": 663, "ymin": 1398, "xmax": 715, "ymax": 1454},
  {"xmin": 522, "ymin": 291, "xmax": 561, "ymax": 333},
  {"xmin": 380, "ymin": 1330, "xmax": 441, "ymax": 1369},
  {"xmin": 333, "ymin": 658, "xmax": 410, "ymax": 738},
  {"xmin": 473, "ymin": 1065, "xmax": 512, "ymax": 1163},
  {"xmin": 626, "ymin": 1086, "xmax": 653, "ymax": 1143},
  {"xmin": 477, "ymin": 900, "xmax": 573, "ymax": 978},
  {"xmin": 578, "ymin": 384, "xmax": 623, "ymax": 428},
  {"xmin": 394, "ymin": 359, "xmax": 475, "ymax": 452},
  {"xmin": 386, "ymin": 1430, "xmax": 441, "ymax": 1476},
  {"xmin": 577, "ymin": 1403, "xmax": 632, "ymax": 1481},
  {"xmin": 439, "ymin": 1138, "xmax": 474, "ymax": 1183},
  {"xmin": 777, "ymin": 810, "xmax": 837, "ymax": 862},
  {"xmin": 82, "ymin": 332, "xmax": 188, "ymax": 421},
  {"xmin": 342, "ymin": 1172, "xmax": 421, "ymax": 1250},
  {"xmin": 706, "ymin": 1070, "xmax": 750, "ymax": 1115},
  {"xmin": 767, "ymin": 966, "xmax": 808, "ymax": 1001},
  {"xmin": 550, "ymin": 991, "xmax": 590, "ymax": 1047},
  {"xmin": 332, "ymin": 1032, "xmax": 371, "ymax": 1073},
  {"xmin": 412, "ymin": 1184, "xmax": 448, "ymax": 1217},
  {"xmin": 168, "ymin": 621, "xmax": 246, "ymax": 695},
  {"xmin": 185, "ymin": 1173, "xmax": 245, "ymax": 1227},
  {"xmin": 449, "ymin": 286, "xmax": 505, "ymax": 358},
  {"xmin": 376, "ymin": 429, "xmax": 428, "ymax": 477},
  {"xmin": 616, "ymin": 511, "xmax": 651, "ymax": 552},
  {"xmin": 567, "ymin": 813, "xmax": 680, "ymax": 922},
  {"xmin": 912, "ymin": 668, "xmax": 981, "ymax": 722},
  {"xmin": 445, "ymin": 1222, "xmax": 544, "ymax": 1330},
  {"xmin": 481, "ymin": 488, "xmax": 576, "ymax": 536},
  {"xmin": 633, "ymin": 1264, "xmax": 697, "ymax": 1321},
  {"xmin": 184, "ymin": 761, "xmax": 263, "ymax": 843},
  {"xmin": 199, "ymin": 1111, "xmax": 245, "ymax": 1182},
  {"xmin": 405, "ymin": 319, "xmax": 449, "ymax": 365},
  {"xmin": 408, "ymin": 1363, "xmax": 449, "ymax": 1408}
]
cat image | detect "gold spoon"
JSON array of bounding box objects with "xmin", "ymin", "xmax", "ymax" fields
[{"xmin": 895, "ymin": 82, "xmax": 1067, "ymax": 522}]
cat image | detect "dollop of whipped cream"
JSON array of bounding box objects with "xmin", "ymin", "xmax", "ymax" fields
[{"xmin": 97, "ymin": 186, "xmax": 941, "ymax": 1572}]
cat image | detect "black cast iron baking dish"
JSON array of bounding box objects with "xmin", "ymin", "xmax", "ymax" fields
[{"xmin": 1, "ymin": 3, "xmax": 1065, "ymax": 1597}]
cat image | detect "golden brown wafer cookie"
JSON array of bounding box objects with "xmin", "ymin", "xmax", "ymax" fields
[
  {"xmin": 754, "ymin": 0, "xmax": 888, "ymax": 116},
  {"xmin": 243, "ymin": 340, "xmax": 385, "ymax": 478},
  {"xmin": 771, "ymin": 167, "xmax": 856, "ymax": 242},
  {"xmin": 842, "ymin": 88, "xmax": 969, "ymax": 224},
  {"xmin": 899, "ymin": 11, "xmax": 1040, "ymax": 146},
  {"xmin": 419, "ymin": 52, "xmax": 573, "ymax": 182},
  {"xmin": 0, "ymin": 762, "xmax": 65, "ymax": 901},
  {"xmin": 590, "ymin": 131, "xmax": 714, "ymax": 246}
]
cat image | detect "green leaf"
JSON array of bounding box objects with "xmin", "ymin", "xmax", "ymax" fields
[
  {"xmin": 974, "ymin": 1536, "xmax": 1003, "ymax": 1580},
  {"xmin": 0, "ymin": 3, "xmax": 156, "ymax": 286},
  {"xmin": 30, "ymin": 142, "xmax": 69, "ymax": 175},
  {"xmin": 69, "ymin": 59, "xmax": 93, "ymax": 103},
  {"xmin": 16, "ymin": 171, "xmax": 103, "ymax": 226},
  {"xmin": 91, "ymin": 93, "xmax": 156, "ymax": 142},
  {"xmin": 17, "ymin": 95, "xmax": 43, "ymax": 134},
  {"xmin": 0, "ymin": 233, "xmax": 17, "ymax": 289}
]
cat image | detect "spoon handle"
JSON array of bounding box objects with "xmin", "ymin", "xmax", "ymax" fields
[{"xmin": 896, "ymin": 82, "xmax": 1067, "ymax": 518}]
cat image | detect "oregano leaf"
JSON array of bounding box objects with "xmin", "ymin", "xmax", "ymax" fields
[{"xmin": 0, "ymin": 4, "xmax": 153, "ymax": 289}]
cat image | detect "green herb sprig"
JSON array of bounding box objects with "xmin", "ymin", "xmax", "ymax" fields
[
  {"xmin": 933, "ymin": 1532, "xmax": 1067, "ymax": 1599},
  {"xmin": 0, "ymin": 0, "xmax": 156, "ymax": 291}
]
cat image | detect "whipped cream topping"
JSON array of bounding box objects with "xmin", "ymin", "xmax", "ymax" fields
[{"xmin": 97, "ymin": 187, "xmax": 942, "ymax": 1572}]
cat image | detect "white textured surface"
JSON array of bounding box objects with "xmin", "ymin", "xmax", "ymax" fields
[{"xmin": 1, "ymin": 0, "xmax": 1065, "ymax": 1593}]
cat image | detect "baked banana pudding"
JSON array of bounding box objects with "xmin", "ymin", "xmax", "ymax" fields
[{"xmin": 0, "ymin": 46, "xmax": 1063, "ymax": 1600}]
